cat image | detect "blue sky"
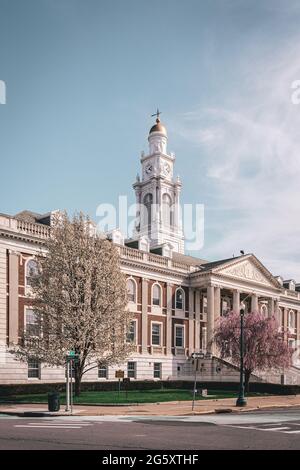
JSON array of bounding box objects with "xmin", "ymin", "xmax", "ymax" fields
[{"xmin": 1, "ymin": 0, "xmax": 300, "ymax": 279}]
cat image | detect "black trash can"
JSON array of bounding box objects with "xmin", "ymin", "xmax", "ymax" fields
[{"xmin": 48, "ymin": 391, "xmax": 60, "ymax": 412}]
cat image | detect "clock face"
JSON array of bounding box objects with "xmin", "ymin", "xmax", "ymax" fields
[
  {"xmin": 163, "ymin": 163, "xmax": 171, "ymax": 175},
  {"xmin": 145, "ymin": 164, "xmax": 153, "ymax": 174}
]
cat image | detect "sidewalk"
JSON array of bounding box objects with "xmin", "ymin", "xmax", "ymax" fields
[{"xmin": 1, "ymin": 394, "xmax": 300, "ymax": 417}]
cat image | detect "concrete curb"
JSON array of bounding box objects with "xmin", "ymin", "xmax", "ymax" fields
[{"xmin": 1, "ymin": 402, "xmax": 300, "ymax": 418}]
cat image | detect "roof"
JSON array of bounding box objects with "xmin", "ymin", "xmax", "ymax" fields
[
  {"xmin": 149, "ymin": 118, "xmax": 167, "ymax": 135},
  {"xmin": 14, "ymin": 210, "xmax": 43, "ymax": 223},
  {"xmin": 172, "ymin": 252, "xmax": 207, "ymax": 267},
  {"xmin": 197, "ymin": 254, "xmax": 246, "ymax": 272},
  {"xmin": 14, "ymin": 210, "xmax": 53, "ymax": 226}
]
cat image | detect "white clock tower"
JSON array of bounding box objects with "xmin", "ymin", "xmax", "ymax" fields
[{"xmin": 132, "ymin": 113, "xmax": 184, "ymax": 254}]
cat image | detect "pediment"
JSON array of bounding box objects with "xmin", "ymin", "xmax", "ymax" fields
[{"xmin": 213, "ymin": 256, "xmax": 280, "ymax": 288}]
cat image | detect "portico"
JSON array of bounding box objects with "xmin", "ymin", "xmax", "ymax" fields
[{"xmin": 190, "ymin": 254, "xmax": 284, "ymax": 353}]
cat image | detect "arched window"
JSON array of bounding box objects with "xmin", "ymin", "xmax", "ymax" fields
[
  {"xmin": 143, "ymin": 193, "xmax": 153, "ymax": 228},
  {"xmin": 175, "ymin": 288, "xmax": 185, "ymax": 310},
  {"xmin": 26, "ymin": 259, "xmax": 39, "ymax": 287},
  {"xmin": 278, "ymin": 307, "xmax": 284, "ymax": 327},
  {"xmin": 127, "ymin": 279, "xmax": 136, "ymax": 303},
  {"xmin": 260, "ymin": 304, "xmax": 268, "ymax": 318},
  {"xmin": 162, "ymin": 193, "xmax": 173, "ymax": 227},
  {"xmin": 289, "ymin": 310, "xmax": 295, "ymax": 330},
  {"xmin": 152, "ymin": 283, "xmax": 161, "ymax": 306}
]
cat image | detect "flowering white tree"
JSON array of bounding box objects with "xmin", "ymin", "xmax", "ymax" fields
[{"xmin": 13, "ymin": 212, "xmax": 133, "ymax": 395}]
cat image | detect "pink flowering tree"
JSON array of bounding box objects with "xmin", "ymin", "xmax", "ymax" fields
[{"xmin": 213, "ymin": 311, "xmax": 292, "ymax": 390}]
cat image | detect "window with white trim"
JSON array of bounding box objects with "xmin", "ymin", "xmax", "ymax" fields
[
  {"xmin": 152, "ymin": 284, "xmax": 161, "ymax": 306},
  {"xmin": 25, "ymin": 308, "xmax": 39, "ymax": 337},
  {"xmin": 26, "ymin": 259, "xmax": 39, "ymax": 287},
  {"xmin": 127, "ymin": 361, "xmax": 136, "ymax": 379},
  {"xmin": 175, "ymin": 325, "xmax": 184, "ymax": 347},
  {"xmin": 202, "ymin": 296, "xmax": 207, "ymax": 314},
  {"xmin": 153, "ymin": 362, "xmax": 162, "ymax": 379},
  {"xmin": 127, "ymin": 279, "xmax": 136, "ymax": 303},
  {"xmin": 175, "ymin": 288, "xmax": 184, "ymax": 310},
  {"xmin": 289, "ymin": 310, "xmax": 296, "ymax": 329},
  {"xmin": 151, "ymin": 323, "xmax": 161, "ymax": 346},
  {"xmin": 127, "ymin": 320, "xmax": 136, "ymax": 344},
  {"xmin": 98, "ymin": 363, "xmax": 108, "ymax": 379},
  {"xmin": 260, "ymin": 304, "xmax": 268, "ymax": 318},
  {"xmin": 28, "ymin": 359, "xmax": 40, "ymax": 379}
]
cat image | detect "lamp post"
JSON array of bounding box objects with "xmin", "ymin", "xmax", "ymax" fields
[{"xmin": 236, "ymin": 306, "xmax": 247, "ymax": 407}]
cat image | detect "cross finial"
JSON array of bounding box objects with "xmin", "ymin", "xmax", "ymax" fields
[{"xmin": 151, "ymin": 108, "xmax": 162, "ymax": 122}]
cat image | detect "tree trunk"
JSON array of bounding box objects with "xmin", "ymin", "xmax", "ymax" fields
[
  {"xmin": 75, "ymin": 375, "xmax": 81, "ymax": 397},
  {"xmin": 74, "ymin": 362, "xmax": 83, "ymax": 397},
  {"xmin": 244, "ymin": 369, "xmax": 251, "ymax": 393}
]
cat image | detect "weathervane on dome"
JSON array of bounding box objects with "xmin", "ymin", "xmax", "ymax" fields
[{"xmin": 151, "ymin": 108, "xmax": 162, "ymax": 122}]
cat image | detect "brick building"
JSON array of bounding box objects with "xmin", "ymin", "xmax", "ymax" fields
[{"xmin": 0, "ymin": 116, "xmax": 299, "ymax": 384}]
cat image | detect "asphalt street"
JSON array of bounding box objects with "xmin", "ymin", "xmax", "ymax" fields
[{"xmin": 0, "ymin": 408, "xmax": 300, "ymax": 450}]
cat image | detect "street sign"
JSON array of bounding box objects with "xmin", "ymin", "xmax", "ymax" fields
[{"xmin": 115, "ymin": 370, "xmax": 124, "ymax": 379}]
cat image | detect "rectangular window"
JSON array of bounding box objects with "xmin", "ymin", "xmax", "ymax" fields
[
  {"xmin": 175, "ymin": 325, "xmax": 184, "ymax": 347},
  {"xmin": 28, "ymin": 359, "xmax": 40, "ymax": 379},
  {"xmin": 98, "ymin": 364, "xmax": 108, "ymax": 379},
  {"xmin": 127, "ymin": 361, "xmax": 136, "ymax": 379},
  {"xmin": 203, "ymin": 296, "xmax": 207, "ymax": 314},
  {"xmin": 127, "ymin": 321, "xmax": 136, "ymax": 344},
  {"xmin": 151, "ymin": 323, "xmax": 161, "ymax": 346},
  {"xmin": 153, "ymin": 362, "xmax": 162, "ymax": 379},
  {"xmin": 26, "ymin": 309, "xmax": 39, "ymax": 337}
]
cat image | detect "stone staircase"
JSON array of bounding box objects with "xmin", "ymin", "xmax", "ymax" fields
[{"xmin": 176, "ymin": 355, "xmax": 262, "ymax": 383}]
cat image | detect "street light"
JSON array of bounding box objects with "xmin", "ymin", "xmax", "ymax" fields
[{"xmin": 236, "ymin": 302, "xmax": 247, "ymax": 407}]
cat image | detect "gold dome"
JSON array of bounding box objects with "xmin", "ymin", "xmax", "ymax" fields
[{"xmin": 149, "ymin": 118, "xmax": 167, "ymax": 135}]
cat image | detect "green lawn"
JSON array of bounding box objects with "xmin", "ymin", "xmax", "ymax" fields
[{"xmin": 0, "ymin": 388, "xmax": 265, "ymax": 405}]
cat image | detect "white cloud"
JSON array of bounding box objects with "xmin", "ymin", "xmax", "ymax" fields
[{"xmin": 178, "ymin": 43, "xmax": 300, "ymax": 279}]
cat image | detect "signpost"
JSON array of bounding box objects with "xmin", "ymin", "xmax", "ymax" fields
[
  {"xmin": 191, "ymin": 353, "xmax": 205, "ymax": 411},
  {"xmin": 65, "ymin": 351, "xmax": 79, "ymax": 414},
  {"xmin": 115, "ymin": 370, "xmax": 124, "ymax": 397}
]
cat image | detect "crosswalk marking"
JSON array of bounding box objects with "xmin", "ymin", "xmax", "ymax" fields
[
  {"xmin": 224, "ymin": 421, "xmax": 300, "ymax": 435},
  {"xmin": 14, "ymin": 425, "xmax": 83, "ymax": 429},
  {"xmin": 13, "ymin": 418, "xmax": 95, "ymax": 430},
  {"xmin": 27, "ymin": 422, "xmax": 92, "ymax": 426},
  {"xmin": 261, "ymin": 427, "xmax": 290, "ymax": 431}
]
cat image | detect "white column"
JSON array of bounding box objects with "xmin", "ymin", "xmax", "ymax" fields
[
  {"xmin": 166, "ymin": 283, "xmax": 173, "ymax": 355},
  {"xmin": 214, "ymin": 286, "xmax": 221, "ymax": 323},
  {"xmin": 195, "ymin": 290, "xmax": 201, "ymax": 351},
  {"xmin": 188, "ymin": 288, "xmax": 194, "ymax": 354},
  {"xmin": 283, "ymin": 307, "xmax": 288, "ymax": 342},
  {"xmin": 141, "ymin": 278, "xmax": 149, "ymax": 354},
  {"xmin": 274, "ymin": 299, "xmax": 280, "ymax": 323},
  {"xmin": 233, "ymin": 289, "xmax": 240, "ymax": 313},
  {"xmin": 251, "ymin": 294, "xmax": 258, "ymax": 312},
  {"xmin": 207, "ymin": 285, "xmax": 215, "ymax": 354},
  {"xmin": 0, "ymin": 245, "xmax": 7, "ymax": 349},
  {"xmin": 8, "ymin": 251, "xmax": 19, "ymax": 345},
  {"xmin": 213, "ymin": 286, "xmax": 221, "ymax": 356}
]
